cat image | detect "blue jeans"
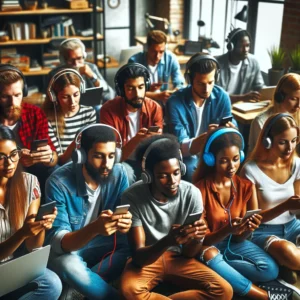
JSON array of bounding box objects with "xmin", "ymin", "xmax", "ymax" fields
[
  {"xmin": 48, "ymin": 235, "xmax": 130, "ymax": 300},
  {"xmin": 252, "ymin": 218, "xmax": 300, "ymax": 249},
  {"xmin": 19, "ymin": 268, "xmax": 62, "ymax": 300},
  {"xmin": 182, "ymin": 155, "xmax": 199, "ymax": 183},
  {"xmin": 200, "ymin": 238, "xmax": 279, "ymax": 296}
]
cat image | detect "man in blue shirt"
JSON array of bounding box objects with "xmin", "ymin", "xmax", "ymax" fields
[
  {"xmin": 129, "ymin": 30, "xmax": 184, "ymax": 103},
  {"xmin": 166, "ymin": 53, "xmax": 234, "ymax": 182},
  {"xmin": 45, "ymin": 124, "xmax": 132, "ymax": 299}
]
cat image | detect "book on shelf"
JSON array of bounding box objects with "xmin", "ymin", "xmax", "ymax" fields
[
  {"xmin": 1, "ymin": 0, "xmax": 22, "ymax": 11},
  {"xmin": 7, "ymin": 22, "xmax": 36, "ymax": 40}
]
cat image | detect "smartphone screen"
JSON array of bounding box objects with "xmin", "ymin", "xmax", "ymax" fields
[
  {"xmin": 31, "ymin": 139, "xmax": 48, "ymax": 152},
  {"xmin": 183, "ymin": 212, "xmax": 202, "ymax": 226},
  {"xmin": 113, "ymin": 204, "xmax": 130, "ymax": 215},
  {"xmin": 242, "ymin": 209, "xmax": 262, "ymax": 221},
  {"xmin": 35, "ymin": 201, "xmax": 56, "ymax": 221},
  {"xmin": 219, "ymin": 116, "xmax": 233, "ymax": 126},
  {"xmin": 148, "ymin": 126, "xmax": 160, "ymax": 133}
]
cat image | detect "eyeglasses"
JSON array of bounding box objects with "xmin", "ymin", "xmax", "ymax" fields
[
  {"xmin": 66, "ymin": 56, "xmax": 84, "ymax": 64},
  {"xmin": 0, "ymin": 149, "xmax": 22, "ymax": 165}
]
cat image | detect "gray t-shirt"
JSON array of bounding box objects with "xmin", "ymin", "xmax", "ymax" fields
[{"xmin": 121, "ymin": 180, "xmax": 203, "ymax": 252}]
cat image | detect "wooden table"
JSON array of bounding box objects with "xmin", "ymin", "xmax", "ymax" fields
[{"xmin": 135, "ymin": 36, "xmax": 191, "ymax": 65}]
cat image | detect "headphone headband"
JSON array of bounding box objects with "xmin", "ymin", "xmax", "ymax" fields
[
  {"xmin": 0, "ymin": 64, "xmax": 28, "ymax": 97},
  {"xmin": 75, "ymin": 123, "xmax": 123, "ymax": 149},
  {"xmin": 226, "ymin": 28, "xmax": 245, "ymax": 45},
  {"xmin": 114, "ymin": 63, "xmax": 151, "ymax": 97},
  {"xmin": 59, "ymin": 38, "xmax": 87, "ymax": 63},
  {"xmin": 204, "ymin": 128, "xmax": 245, "ymax": 155},
  {"xmin": 47, "ymin": 68, "xmax": 86, "ymax": 102},
  {"xmin": 141, "ymin": 138, "xmax": 183, "ymax": 172}
]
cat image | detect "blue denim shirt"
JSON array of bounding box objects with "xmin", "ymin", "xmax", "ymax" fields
[
  {"xmin": 44, "ymin": 162, "xmax": 129, "ymax": 254},
  {"xmin": 166, "ymin": 85, "xmax": 232, "ymax": 154},
  {"xmin": 128, "ymin": 50, "xmax": 185, "ymax": 90}
]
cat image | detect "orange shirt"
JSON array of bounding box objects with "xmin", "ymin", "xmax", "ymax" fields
[
  {"xmin": 195, "ymin": 175, "xmax": 253, "ymax": 233},
  {"xmin": 100, "ymin": 96, "xmax": 163, "ymax": 146}
]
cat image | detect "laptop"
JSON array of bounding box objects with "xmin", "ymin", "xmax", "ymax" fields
[
  {"xmin": 80, "ymin": 87, "xmax": 104, "ymax": 107},
  {"xmin": 259, "ymin": 86, "xmax": 276, "ymax": 100},
  {"xmin": 184, "ymin": 40, "xmax": 203, "ymax": 55},
  {"xmin": 0, "ymin": 245, "xmax": 50, "ymax": 297}
]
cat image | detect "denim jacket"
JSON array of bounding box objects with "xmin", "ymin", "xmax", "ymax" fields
[
  {"xmin": 166, "ymin": 85, "xmax": 232, "ymax": 148},
  {"xmin": 44, "ymin": 162, "xmax": 129, "ymax": 255},
  {"xmin": 128, "ymin": 50, "xmax": 185, "ymax": 90}
]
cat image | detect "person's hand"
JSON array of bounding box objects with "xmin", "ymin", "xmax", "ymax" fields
[
  {"xmin": 156, "ymin": 91, "xmax": 173, "ymax": 103},
  {"xmin": 147, "ymin": 128, "xmax": 163, "ymax": 136},
  {"xmin": 242, "ymin": 91, "xmax": 261, "ymax": 102},
  {"xmin": 94, "ymin": 210, "xmax": 118, "ymax": 236},
  {"xmin": 78, "ymin": 64, "xmax": 94, "ymax": 78},
  {"xmin": 30, "ymin": 145, "xmax": 53, "ymax": 166},
  {"xmin": 207, "ymin": 124, "xmax": 219, "ymax": 133},
  {"xmin": 115, "ymin": 211, "xmax": 132, "ymax": 234},
  {"xmin": 40, "ymin": 207, "xmax": 58, "ymax": 230},
  {"xmin": 229, "ymin": 217, "xmax": 249, "ymax": 235},
  {"xmin": 20, "ymin": 148, "xmax": 34, "ymax": 167},
  {"xmin": 245, "ymin": 214, "xmax": 262, "ymax": 232},
  {"xmin": 183, "ymin": 219, "xmax": 207, "ymax": 242},
  {"xmin": 150, "ymin": 83, "xmax": 163, "ymax": 92},
  {"xmin": 20, "ymin": 216, "xmax": 46, "ymax": 238},
  {"xmin": 284, "ymin": 195, "xmax": 300, "ymax": 211}
]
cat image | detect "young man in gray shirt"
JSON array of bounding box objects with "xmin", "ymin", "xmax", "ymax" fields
[{"xmin": 119, "ymin": 134, "xmax": 233, "ymax": 299}]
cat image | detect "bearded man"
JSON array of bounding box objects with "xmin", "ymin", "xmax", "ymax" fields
[
  {"xmin": 100, "ymin": 63, "xmax": 163, "ymax": 184},
  {"xmin": 0, "ymin": 64, "xmax": 58, "ymax": 197}
]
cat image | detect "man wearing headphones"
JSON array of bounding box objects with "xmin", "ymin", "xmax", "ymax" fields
[
  {"xmin": 45, "ymin": 124, "xmax": 132, "ymax": 299},
  {"xmin": 119, "ymin": 134, "xmax": 233, "ymax": 299},
  {"xmin": 50, "ymin": 38, "xmax": 115, "ymax": 103},
  {"xmin": 0, "ymin": 64, "xmax": 58, "ymax": 197},
  {"xmin": 166, "ymin": 53, "xmax": 234, "ymax": 182},
  {"xmin": 216, "ymin": 28, "xmax": 265, "ymax": 103},
  {"xmin": 100, "ymin": 63, "xmax": 163, "ymax": 183},
  {"xmin": 129, "ymin": 30, "xmax": 185, "ymax": 103}
]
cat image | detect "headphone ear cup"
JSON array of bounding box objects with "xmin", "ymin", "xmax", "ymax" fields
[
  {"xmin": 203, "ymin": 152, "xmax": 215, "ymax": 167},
  {"xmin": 227, "ymin": 42, "xmax": 234, "ymax": 52},
  {"xmin": 240, "ymin": 150, "xmax": 245, "ymax": 163},
  {"xmin": 179, "ymin": 161, "xmax": 186, "ymax": 176},
  {"xmin": 274, "ymin": 91, "xmax": 285, "ymax": 103},
  {"xmin": 141, "ymin": 170, "xmax": 152, "ymax": 184},
  {"xmin": 115, "ymin": 148, "xmax": 122, "ymax": 163},
  {"xmin": 263, "ymin": 137, "xmax": 272, "ymax": 149},
  {"xmin": 72, "ymin": 149, "xmax": 87, "ymax": 164}
]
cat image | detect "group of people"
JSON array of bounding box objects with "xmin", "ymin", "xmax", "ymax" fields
[{"xmin": 0, "ymin": 26, "xmax": 300, "ymax": 300}]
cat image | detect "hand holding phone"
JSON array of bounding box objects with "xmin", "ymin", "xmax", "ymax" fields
[
  {"xmin": 219, "ymin": 116, "xmax": 233, "ymax": 127},
  {"xmin": 242, "ymin": 209, "xmax": 262, "ymax": 221},
  {"xmin": 183, "ymin": 212, "xmax": 202, "ymax": 226},
  {"xmin": 148, "ymin": 126, "xmax": 160, "ymax": 133},
  {"xmin": 35, "ymin": 201, "xmax": 56, "ymax": 221},
  {"xmin": 31, "ymin": 139, "xmax": 48, "ymax": 152}
]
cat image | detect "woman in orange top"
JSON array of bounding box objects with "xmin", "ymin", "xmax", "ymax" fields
[{"xmin": 193, "ymin": 127, "xmax": 284, "ymax": 300}]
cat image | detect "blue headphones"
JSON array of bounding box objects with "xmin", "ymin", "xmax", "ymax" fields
[{"xmin": 203, "ymin": 128, "xmax": 245, "ymax": 167}]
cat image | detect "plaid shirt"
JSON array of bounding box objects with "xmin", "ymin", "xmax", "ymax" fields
[{"xmin": 18, "ymin": 103, "xmax": 55, "ymax": 151}]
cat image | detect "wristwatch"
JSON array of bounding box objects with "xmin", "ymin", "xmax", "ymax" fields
[{"xmin": 90, "ymin": 73, "xmax": 98, "ymax": 84}]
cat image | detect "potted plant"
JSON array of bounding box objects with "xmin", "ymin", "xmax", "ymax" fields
[
  {"xmin": 268, "ymin": 46, "xmax": 285, "ymax": 85},
  {"xmin": 289, "ymin": 45, "xmax": 300, "ymax": 74}
]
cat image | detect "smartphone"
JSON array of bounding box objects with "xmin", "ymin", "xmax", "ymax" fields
[
  {"xmin": 183, "ymin": 212, "xmax": 202, "ymax": 226},
  {"xmin": 148, "ymin": 126, "xmax": 160, "ymax": 133},
  {"xmin": 113, "ymin": 204, "xmax": 130, "ymax": 215},
  {"xmin": 219, "ymin": 116, "xmax": 233, "ymax": 126},
  {"xmin": 35, "ymin": 201, "xmax": 56, "ymax": 221},
  {"xmin": 242, "ymin": 209, "xmax": 262, "ymax": 221},
  {"xmin": 31, "ymin": 139, "xmax": 48, "ymax": 152}
]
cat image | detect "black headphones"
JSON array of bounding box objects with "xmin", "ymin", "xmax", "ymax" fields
[
  {"xmin": 141, "ymin": 138, "xmax": 186, "ymax": 184},
  {"xmin": 47, "ymin": 68, "xmax": 86, "ymax": 103},
  {"xmin": 274, "ymin": 74, "xmax": 294, "ymax": 103},
  {"xmin": 72, "ymin": 124, "xmax": 123, "ymax": 164},
  {"xmin": 0, "ymin": 64, "xmax": 28, "ymax": 97},
  {"xmin": 184, "ymin": 53, "xmax": 220, "ymax": 84},
  {"xmin": 114, "ymin": 63, "xmax": 151, "ymax": 97},
  {"xmin": 262, "ymin": 113, "xmax": 296, "ymax": 149},
  {"xmin": 226, "ymin": 28, "xmax": 247, "ymax": 52}
]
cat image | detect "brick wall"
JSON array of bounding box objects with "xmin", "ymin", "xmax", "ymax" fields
[
  {"xmin": 280, "ymin": 0, "xmax": 300, "ymax": 69},
  {"xmin": 170, "ymin": 0, "xmax": 184, "ymax": 36}
]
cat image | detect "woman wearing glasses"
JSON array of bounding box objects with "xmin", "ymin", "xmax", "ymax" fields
[{"xmin": 0, "ymin": 126, "xmax": 62, "ymax": 299}]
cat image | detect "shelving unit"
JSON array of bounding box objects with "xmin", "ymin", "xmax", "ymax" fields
[{"xmin": 0, "ymin": 0, "xmax": 106, "ymax": 89}]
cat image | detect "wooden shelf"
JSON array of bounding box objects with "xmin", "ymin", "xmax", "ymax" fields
[
  {"xmin": 0, "ymin": 6, "xmax": 103, "ymax": 16},
  {"xmin": 23, "ymin": 68, "xmax": 52, "ymax": 76},
  {"xmin": 97, "ymin": 56, "xmax": 119, "ymax": 69},
  {"xmin": 0, "ymin": 34, "xmax": 103, "ymax": 46}
]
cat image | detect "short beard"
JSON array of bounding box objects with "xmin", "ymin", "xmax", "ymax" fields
[
  {"xmin": 0, "ymin": 105, "xmax": 22, "ymax": 122},
  {"xmin": 124, "ymin": 96, "xmax": 144, "ymax": 109},
  {"xmin": 84, "ymin": 161, "xmax": 111, "ymax": 183}
]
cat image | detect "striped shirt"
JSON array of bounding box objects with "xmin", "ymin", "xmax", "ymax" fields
[
  {"xmin": 0, "ymin": 173, "xmax": 41, "ymax": 262},
  {"xmin": 48, "ymin": 105, "xmax": 96, "ymax": 155}
]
